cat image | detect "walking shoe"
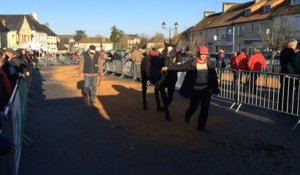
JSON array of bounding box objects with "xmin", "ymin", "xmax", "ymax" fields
[
  {"xmin": 84, "ymin": 95, "xmax": 91, "ymax": 106},
  {"xmin": 184, "ymin": 114, "xmax": 191, "ymax": 124},
  {"xmin": 198, "ymin": 128, "xmax": 211, "ymax": 134},
  {"xmin": 89, "ymin": 100, "xmax": 94, "ymax": 106}
]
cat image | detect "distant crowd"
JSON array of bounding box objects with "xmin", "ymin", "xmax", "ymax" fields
[{"xmin": 0, "ymin": 48, "xmax": 38, "ymax": 111}]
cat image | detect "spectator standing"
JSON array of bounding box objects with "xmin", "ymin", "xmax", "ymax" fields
[
  {"xmin": 0, "ymin": 49, "xmax": 13, "ymax": 110},
  {"xmin": 247, "ymin": 48, "xmax": 267, "ymax": 72},
  {"xmin": 13, "ymin": 48, "xmax": 31, "ymax": 76},
  {"xmin": 79, "ymin": 45, "xmax": 103, "ymax": 105},
  {"xmin": 161, "ymin": 46, "xmax": 219, "ymax": 132},
  {"xmin": 247, "ymin": 48, "xmax": 267, "ymax": 93},
  {"xmin": 280, "ymin": 39, "xmax": 297, "ymax": 74},
  {"xmin": 235, "ymin": 48, "xmax": 248, "ymax": 71},
  {"xmin": 99, "ymin": 50, "xmax": 106, "ymax": 59},
  {"xmin": 279, "ymin": 38, "xmax": 298, "ymax": 111},
  {"xmin": 2, "ymin": 48, "xmax": 20, "ymax": 85},
  {"xmin": 216, "ymin": 49, "xmax": 226, "ymax": 68},
  {"xmin": 131, "ymin": 47, "xmax": 143, "ymax": 62}
]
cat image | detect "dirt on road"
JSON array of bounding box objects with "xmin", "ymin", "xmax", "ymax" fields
[{"xmin": 21, "ymin": 65, "xmax": 300, "ymax": 175}]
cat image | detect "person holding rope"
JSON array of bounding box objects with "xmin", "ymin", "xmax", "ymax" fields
[{"xmin": 161, "ymin": 46, "xmax": 219, "ymax": 132}]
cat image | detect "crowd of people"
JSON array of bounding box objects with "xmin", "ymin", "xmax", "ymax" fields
[{"xmin": 0, "ymin": 48, "xmax": 37, "ymax": 111}]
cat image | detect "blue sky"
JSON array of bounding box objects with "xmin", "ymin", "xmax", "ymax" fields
[{"xmin": 0, "ymin": 0, "xmax": 245, "ymax": 38}]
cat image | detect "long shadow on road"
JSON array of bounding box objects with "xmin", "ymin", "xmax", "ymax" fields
[{"xmin": 20, "ymin": 67, "xmax": 300, "ymax": 175}]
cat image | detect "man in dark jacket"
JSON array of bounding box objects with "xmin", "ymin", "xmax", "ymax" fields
[
  {"xmin": 161, "ymin": 46, "xmax": 219, "ymax": 132},
  {"xmin": 279, "ymin": 39, "xmax": 298, "ymax": 111}
]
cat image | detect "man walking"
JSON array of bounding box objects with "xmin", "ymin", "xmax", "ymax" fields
[{"xmin": 79, "ymin": 45, "xmax": 102, "ymax": 105}]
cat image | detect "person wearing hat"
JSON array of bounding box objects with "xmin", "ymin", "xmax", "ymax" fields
[
  {"xmin": 79, "ymin": 45, "xmax": 103, "ymax": 105},
  {"xmin": 161, "ymin": 46, "xmax": 219, "ymax": 132}
]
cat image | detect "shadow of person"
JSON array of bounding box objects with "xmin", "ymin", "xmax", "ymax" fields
[{"xmin": 76, "ymin": 80, "xmax": 84, "ymax": 97}]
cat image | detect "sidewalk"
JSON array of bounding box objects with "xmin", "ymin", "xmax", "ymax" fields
[{"xmin": 20, "ymin": 65, "xmax": 300, "ymax": 175}]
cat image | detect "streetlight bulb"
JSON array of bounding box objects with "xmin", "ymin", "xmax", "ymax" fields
[
  {"xmin": 174, "ymin": 22, "xmax": 178, "ymax": 29},
  {"xmin": 162, "ymin": 22, "xmax": 166, "ymax": 29}
]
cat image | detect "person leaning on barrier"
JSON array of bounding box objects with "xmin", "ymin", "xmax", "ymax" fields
[
  {"xmin": 2, "ymin": 48, "xmax": 23, "ymax": 86},
  {"xmin": 235, "ymin": 48, "xmax": 248, "ymax": 71},
  {"xmin": 279, "ymin": 38, "xmax": 298, "ymax": 111},
  {"xmin": 246, "ymin": 48, "xmax": 267, "ymax": 93},
  {"xmin": 0, "ymin": 49, "xmax": 13, "ymax": 111},
  {"xmin": 79, "ymin": 45, "xmax": 103, "ymax": 105},
  {"xmin": 14, "ymin": 48, "xmax": 31, "ymax": 76},
  {"xmin": 161, "ymin": 46, "xmax": 219, "ymax": 132},
  {"xmin": 247, "ymin": 48, "xmax": 266, "ymax": 72}
]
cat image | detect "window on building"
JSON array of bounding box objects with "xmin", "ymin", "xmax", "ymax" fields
[
  {"xmin": 238, "ymin": 25, "xmax": 245, "ymax": 36},
  {"xmin": 19, "ymin": 35, "xmax": 23, "ymax": 42},
  {"xmin": 250, "ymin": 24, "xmax": 254, "ymax": 33},
  {"xmin": 245, "ymin": 9, "xmax": 251, "ymax": 16},
  {"xmin": 296, "ymin": 16, "xmax": 300, "ymax": 32},
  {"xmin": 292, "ymin": 0, "xmax": 300, "ymax": 5},
  {"xmin": 263, "ymin": 6, "xmax": 271, "ymax": 13}
]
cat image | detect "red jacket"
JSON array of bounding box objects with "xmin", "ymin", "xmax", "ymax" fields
[
  {"xmin": 247, "ymin": 53, "xmax": 267, "ymax": 72},
  {"xmin": 235, "ymin": 52, "xmax": 248, "ymax": 71}
]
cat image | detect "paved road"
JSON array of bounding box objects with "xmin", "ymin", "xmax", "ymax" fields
[{"xmin": 20, "ymin": 65, "xmax": 300, "ymax": 175}]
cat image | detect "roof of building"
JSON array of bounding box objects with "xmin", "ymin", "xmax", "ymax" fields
[
  {"xmin": 58, "ymin": 36, "xmax": 73, "ymax": 45},
  {"xmin": 79, "ymin": 37, "xmax": 112, "ymax": 43},
  {"xmin": 0, "ymin": 14, "xmax": 51, "ymax": 33},
  {"xmin": 206, "ymin": 2, "xmax": 254, "ymax": 28},
  {"xmin": 57, "ymin": 42, "xmax": 68, "ymax": 50},
  {"xmin": 190, "ymin": 12, "xmax": 221, "ymax": 32},
  {"xmin": 41, "ymin": 24, "xmax": 57, "ymax": 36},
  {"xmin": 192, "ymin": 0, "xmax": 288, "ymax": 30},
  {"xmin": 178, "ymin": 26, "xmax": 194, "ymax": 40},
  {"xmin": 233, "ymin": 0, "xmax": 284, "ymax": 24},
  {"xmin": 273, "ymin": 0, "xmax": 300, "ymax": 16},
  {"xmin": 126, "ymin": 34, "xmax": 139, "ymax": 39}
]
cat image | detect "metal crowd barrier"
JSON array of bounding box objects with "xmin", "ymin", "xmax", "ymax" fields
[
  {"xmin": 102, "ymin": 59, "xmax": 141, "ymax": 82},
  {"xmin": 216, "ymin": 68, "xmax": 300, "ymax": 130},
  {"xmin": 263, "ymin": 64, "xmax": 281, "ymax": 73},
  {"xmin": 0, "ymin": 75, "xmax": 31, "ymax": 175},
  {"xmin": 101, "ymin": 59, "xmax": 298, "ymax": 129},
  {"xmin": 215, "ymin": 69, "xmax": 238, "ymax": 102}
]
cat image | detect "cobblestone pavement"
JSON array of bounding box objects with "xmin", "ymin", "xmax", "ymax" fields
[{"xmin": 19, "ymin": 65, "xmax": 300, "ymax": 175}]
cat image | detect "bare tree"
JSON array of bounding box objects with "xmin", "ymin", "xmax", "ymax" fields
[
  {"xmin": 138, "ymin": 33, "xmax": 150, "ymax": 49},
  {"xmin": 259, "ymin": 17, "xmax": 296, "ymax": 65}
]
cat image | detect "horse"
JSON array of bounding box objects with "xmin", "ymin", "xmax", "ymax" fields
[{"xmin": 141, "ymin": 40, "xmax": 181, "ymax": 121}]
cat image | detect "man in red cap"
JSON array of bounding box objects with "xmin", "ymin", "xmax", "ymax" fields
[{"xmin": 161, "ymin": 46, "xmax": 219, "ymax": 132}]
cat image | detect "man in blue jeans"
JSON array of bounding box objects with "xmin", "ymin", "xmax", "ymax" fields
[{"xmin": 79, "ymin": 45, "xmax": 102, "ymax": 105}]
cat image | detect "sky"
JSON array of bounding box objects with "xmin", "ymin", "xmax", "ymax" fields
[{"xmin": 0, "ymin": 0, "xmax": 246, "ymax": 38}]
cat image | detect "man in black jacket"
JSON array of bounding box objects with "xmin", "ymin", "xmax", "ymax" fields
[{"xmin": 161, "ymin": 46, "xmax": 219, "ymax": 132}]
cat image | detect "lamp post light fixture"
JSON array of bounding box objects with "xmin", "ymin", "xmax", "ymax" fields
[{"xmin": 162, "ymin": 21, "xmax": 178, "ymax": 42}]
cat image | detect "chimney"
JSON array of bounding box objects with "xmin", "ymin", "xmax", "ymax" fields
[
  {"xmin": 0, "ymin": 19, "xmax": 7, "ymax": 27},
  {"xmin": 32, "ymin": 12, "xmax": 38, "ymax": 21},
  {"xmin": 45, "ymin": 23, "xmax": 49, "ymax": 27},
  {"xmin": 204, "ymin": 11, "xmax": 215, "ymax": 18},
  {"xmin": 223, "ymin": 3, "xmax": 239, "ymax": 13}
]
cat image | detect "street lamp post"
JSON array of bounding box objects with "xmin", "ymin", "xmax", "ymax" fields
[{"xmin": 162, "ymin": 22, "xmax": 178, "ymax": 42}]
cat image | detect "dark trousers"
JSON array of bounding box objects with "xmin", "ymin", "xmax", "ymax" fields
[{"xmin": 185, "ymin": 88, "xmax": 211, "ymax": 130}]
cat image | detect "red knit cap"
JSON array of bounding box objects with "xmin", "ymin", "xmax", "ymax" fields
[{"xmin": 198, "ymin": 46, "xmax": 209, "ymax": 55}]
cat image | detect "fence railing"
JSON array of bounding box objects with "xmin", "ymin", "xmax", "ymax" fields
[
  {"xmin": 100, "ymin": 59, "xmax": 298, "ymax": 130},
  {"xmin": 215, "ymin": 68, "xmax": 300, "ymax": 130},
  {"xmin": 0, "ymin": 76, "xmax": 31, "ymax": 175}
]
